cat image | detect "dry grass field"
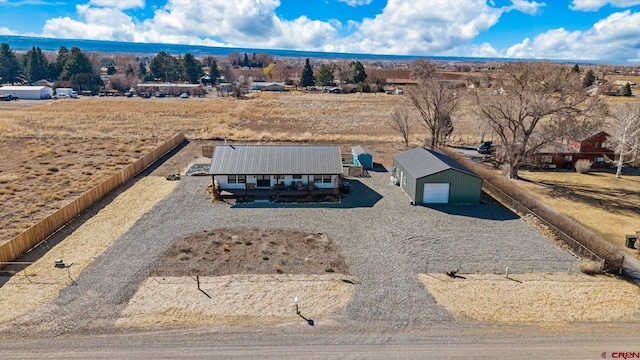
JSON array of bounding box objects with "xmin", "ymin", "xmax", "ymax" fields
[
  {"xmin": 515, "ymin": 170, "xmax": 640, "ymax": 250},
  {"xmin": 0, "ymin": 93, "xmax": 419, "ymax": 243},
  {"xmin": 0, "ymin": 91, "xmax": 637, "ymax": 254}
]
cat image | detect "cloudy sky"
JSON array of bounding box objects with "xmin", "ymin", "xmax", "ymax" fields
[{"xmin": 1, "ymin": 0, "xmax": 640, "ymax": 62}]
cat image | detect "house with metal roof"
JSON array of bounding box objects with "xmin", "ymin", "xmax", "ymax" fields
[
  {"xmin": 392, "ymin": 147, "xmax": 482, "ymax": 204},
  {"xmin": 209, "ymin": 145, "xmax": 344, "ymax": 200}
]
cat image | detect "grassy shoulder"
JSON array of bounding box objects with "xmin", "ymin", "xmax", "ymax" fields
[
  {"xmin": 0, "ymin": 176, "xmax": 176, "ymax": 325},
  {"xmin": 419, "ymin": 273, "xmax": 640, "ymax": 323}
]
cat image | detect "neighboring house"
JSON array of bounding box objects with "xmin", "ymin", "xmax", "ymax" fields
[
  {"xmin": 209, "ymin": 145, "xmax": 344, "ymax": 200},
  {"xmin": 527, "ymin": 131, "xmax": 614, "ymax": 169},
  {"xmin": 352, "ymin": 145, "xmax": 373, "ymax": 170},
  {"xmin": 0, "ymin": 85, "xmax": 53, "ymax": 99},
  {"xmin": 392, "ymin": 147, "xmax": 483, "ymax": 204}
]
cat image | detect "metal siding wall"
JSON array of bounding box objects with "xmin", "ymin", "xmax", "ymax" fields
[
  {"xmin": 393, "ymin": 159, "xmax": 416, "ymax": 202},
  {"xmin": 416, "ymin": 170, "xmax": 482, "ymax": 204}
]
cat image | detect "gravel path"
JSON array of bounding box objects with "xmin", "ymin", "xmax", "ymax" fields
[{"xmin": 3, "ymin": 167, "xmax": 578, "ymax": 336}]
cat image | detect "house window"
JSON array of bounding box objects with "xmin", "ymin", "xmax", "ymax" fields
[
  {"xmin": 564, "ymin": 155, "xmax": 573, "ymax": 161},
  {"xmin": 541, "ymin": 155, "xmax": 552, "ymax": 163},
  {"xmin": 256, "ymin": 175, "xmax": 270, "ymax": 187},
  {"xmin": 314, "ymin": 175, "xmax": 332, "ymax": 183},
  {"xmin": 593, "ymin": 142, "xmax": 599, "ymax": 148},
  {"xmin": 292, "ymin": 174, "xmax": 302, "ymax": 179},
  {"xmin": 594, "ymin": 157, "xmax": 606, "ymax": 165},
  {"xmin": 228, "ymin": 175, "xmax": 245, "ymax": 184}
]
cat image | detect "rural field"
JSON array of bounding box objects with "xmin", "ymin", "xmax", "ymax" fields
[
  {"xmin": 0, "ymin": 92, "xmax": 638, "ymax": 256},
  {"xmin": 1, "ymin": 90, "xmax": 640, "ymax": 341}
]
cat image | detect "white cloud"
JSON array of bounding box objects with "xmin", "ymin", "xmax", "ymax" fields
[
  {"xmin": 30, "ymin": 0, "xmax": 557, "ymax": 58},
  {"xmin": 505, "ymin": 10, "xmax": 640, "ymax": 61},
  {"xmin": 0, "ymin": 27, "xmax": 16, "ymax": 35},
  {"xmin": 42, "ymin": 4, "xmax": 137, "ymax": 41},
  {"xmin": 570, "ymin": 0, "xmax": 640, "ymax": 11},
  {"xmin": 505, "ymin": 0, "xmax": 546, "ymax": 15},
  {"xmin": 333, "ymin": 0, "xmax": 502, "ymax": 55},
  {"xmin": 89, "ymin": 0, "xmax": 144, "ymax": 10},
  {"xmin": 337, "ymin": 0, "xmax": 373, "ymax": 6}
]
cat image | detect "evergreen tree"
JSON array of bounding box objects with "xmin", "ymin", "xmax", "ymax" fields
[
  {"xmin": 150, "ymin": 51, "xmax": 180, "ymax": 82},
  {"xmin": 22, "ymin": 46, "xmax": 49, "ymax": 84},
  {"xmin": 138, "ymin": 62, "xmax": 147, "ymax": 77},
  {"xmin": 60, "ymin": 47, "xmax": 94, "ymax": 81},
  {"xmin": 621, "ymin": 82, "xmax": 632, "ymax": 97},
  {"xmin": 49, "ymin": 46, "xmax": 69, "ymax": 81},
  {"xmin": 243, "ymin": 53, "xmax": 250, "ymax": 67},
  {"xmin": 106, "ymin": 64, "xmax": 117, "ymax": 75},
  {"xmin": 349, "ymin": 61, "xmax": 367, "ymax": 83},
  {"xmin": 300, "ymin": 58, "xmax": 315, "ymax": 87},
  {"xmin": 182, "ymin": 53, "xmax": 204, "ymax": 84},
  {"xmin": 315, "ymin": 63, "xmax": 335, "ymax": 87},
  {"xmin": 69, "ymin": 72, "xmax": 103, "ymax": 92},
  {"xmin": 209, "ymin": 59, "xmax": 220, "ymax": 83},
  {"xmin": 0, "ymin": 43, "xmax": 23, "ymax": 85},
  {"xmin": 571, "ymin": 64, "xmax": 580, "ymax": 73},
  {"xmin": 582, "ymin": 69, "xmax": 596, "ymax": 88}
]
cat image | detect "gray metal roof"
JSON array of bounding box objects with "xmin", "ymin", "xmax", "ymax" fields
[
  {"xmin": 352, "ymin": 145, "xmax": 371, "ymax": 155},
  {"xmin": 209, "ymin": 145, "xmax": 344, "ymax": 175},
  {"xmin": 393, "ymin": 147, "xmax": 481, "ymax": 179}
]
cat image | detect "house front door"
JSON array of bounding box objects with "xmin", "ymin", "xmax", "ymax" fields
[{"xmin": 256, "ymin": 175, "xmax": 270, "ymax": 188}]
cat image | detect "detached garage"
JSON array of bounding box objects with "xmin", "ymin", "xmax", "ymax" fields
[{"xmin": 392, "ymin": 147, "xmax": 482, "ymax": 204}]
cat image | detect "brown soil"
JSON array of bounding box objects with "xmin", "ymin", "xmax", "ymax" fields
[{"xmin": 154, "ymin": 228, "xmax": 348, "ymax": 277}]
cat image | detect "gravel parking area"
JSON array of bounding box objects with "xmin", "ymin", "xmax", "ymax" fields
[{"xmin": 3, "ymin": 164, "xmax": 578, "ymax": 336}]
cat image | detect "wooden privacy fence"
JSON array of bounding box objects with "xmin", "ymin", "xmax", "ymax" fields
[{"xmin": 0, "ymin": 133, "xmax": 186, "ymax": 263}]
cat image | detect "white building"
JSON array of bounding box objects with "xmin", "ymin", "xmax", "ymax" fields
[{"xmin": 0, "ymin": 86, "xmax": 53, "ymax": 100}]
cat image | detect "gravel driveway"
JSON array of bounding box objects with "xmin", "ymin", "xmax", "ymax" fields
[{"xmin": 3, "ymin": 166, "xmax": 578, "ymax": 336}]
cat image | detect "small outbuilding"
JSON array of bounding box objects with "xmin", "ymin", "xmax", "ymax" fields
[
  {"xmin": 0, "ymin": 86, "xmax": 53, "ymax": 100},
  {"xmin": 352, "ymin": 145, "xmax": 373, "ymax": 170},
  {"xmin": 392, "ymin": 147, "xmax": 482, "ymax": 204}
]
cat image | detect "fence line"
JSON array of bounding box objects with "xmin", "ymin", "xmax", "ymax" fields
[
  {"xmin": 481, "ymin": 181, "xmax": 606, "ymax": 270},
  {"xmin": 0, "ymin": 133, "xmax": 186, "ymax": 263},
  {"xmin": 425, "ymin": 258, "xmax": 578, "ymax": 275}
]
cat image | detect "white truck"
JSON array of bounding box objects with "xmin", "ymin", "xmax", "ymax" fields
[{"xmin": 55, "ymin": 88, "xmax": 78, "ymax": 99}]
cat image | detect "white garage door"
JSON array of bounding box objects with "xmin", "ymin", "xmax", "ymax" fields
[{"xmin": 423, "ymin": 183, "xmax": 450, "ymax": 204}]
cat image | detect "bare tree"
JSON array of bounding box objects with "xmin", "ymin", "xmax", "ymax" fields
[
  {"xmin": 333, "ymin": 60, "xmax": 351, "ymax": 84},
  {"xmin": 609, "ymin": 104, "xmax": 640, "ymax": 178},
  {"xmin": 408, "ymin": 76, "xmax": 461, "ymax": 149},
  {"xmin": 390, "ymin": 108, "xmax": 412, "ymax": 146},
  {"xmin": 472, "ymin": 61, "xmax": 606, "ymax": 179},
  {"xmin": 410, "ymin": 58, "xmax": 436, "ymax": 80}
]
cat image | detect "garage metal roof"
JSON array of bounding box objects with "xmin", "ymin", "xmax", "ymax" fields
[
  {"xmin": 393, "ymin": 147, "xmax": 480, "ymax": 179},
  {"xmin": 209, "ymin": 145, "xmax": 343, "ymax": 175}
]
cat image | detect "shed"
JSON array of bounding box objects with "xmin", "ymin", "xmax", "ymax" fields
[
  {"xmin": 352, "ymin": 145, "xmax": 373, "ymax": 170},
  {"xmin": 0, "ymin": 86, "xmax": 53, "ymax": 100},
  {"xmin": 392, "ymin": 147, "xmax": 482, "ymax": 204}
]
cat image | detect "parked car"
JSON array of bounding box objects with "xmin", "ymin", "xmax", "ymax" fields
[
  {"xmin": 180, "ymin": 92, "xmax": 189, "ymax": 98},
  {"xmin": 477, "ymin": 141, "xmax": 494, "ymax": 154}
]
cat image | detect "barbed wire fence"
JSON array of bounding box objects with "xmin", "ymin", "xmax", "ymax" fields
[
  {"xmin": 0, "ymin": 261, "xmax": 77, "ymax": 285},
  {"xmin": 425, "ymin": 258, "xmax": 578, "ymax": 275}
]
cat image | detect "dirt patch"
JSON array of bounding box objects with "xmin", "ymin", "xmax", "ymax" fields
[
  {"xmin": 116, "ymin": 274, "xmax": 353, "ymax": 329},
  {"xmin": 419, "ymin": 273, "xmax": 640, "ymax": 323},
  {"xmin": 154, "ymin": 228, "xmax": 348, "ymax": 276}
]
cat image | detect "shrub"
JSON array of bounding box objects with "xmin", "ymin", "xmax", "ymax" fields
[{"xmin": 575, "ymin": 159, "xmax": 592, "ymax": 174}]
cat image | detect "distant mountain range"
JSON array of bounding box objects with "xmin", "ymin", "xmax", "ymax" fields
[{"xmin": 0, "ymin": 35, "xmax": 527, "ymax": 64}]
